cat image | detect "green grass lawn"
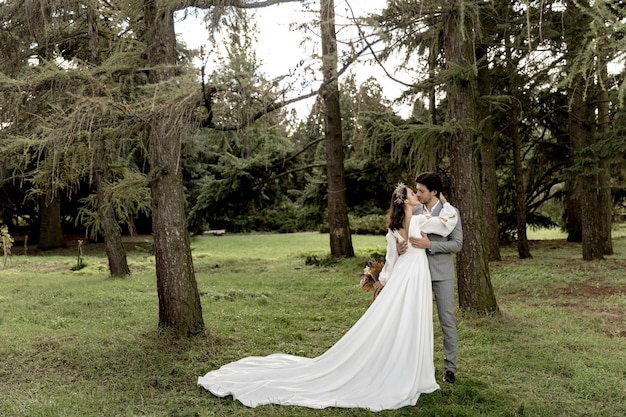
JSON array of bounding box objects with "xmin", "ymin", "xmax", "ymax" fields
[{"xmin": 1, "ymin": 227, "xmax": 625, "ymax": 417}]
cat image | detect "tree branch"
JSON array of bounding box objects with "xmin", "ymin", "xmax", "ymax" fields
[
  {"xmin": 208, "ymin": 39, "xmax": 379, "ymax": 131},
  {"xmin": 271, "ymin": 137, "xmax": 325, "ymax": 169},
  {"xmin": 254, "ymin": 163, "xmax": 327, "ymax": 188},
  {"xmin": 345, "ymin": 0, "xmax": 415, "ymax": 89},
  {"xmin": 171, "ymin": 0, "xmax": 304, "ymax": 12}
]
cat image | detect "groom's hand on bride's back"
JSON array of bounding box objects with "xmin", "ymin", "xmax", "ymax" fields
[{"xmin": 410, "ymin": 232, "xmax": 431, "ymax": 249}]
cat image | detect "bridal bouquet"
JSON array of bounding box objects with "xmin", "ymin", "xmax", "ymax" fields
[{"xmin": 359, "ymin": 260, "xmax": 385, "ymax": 301}]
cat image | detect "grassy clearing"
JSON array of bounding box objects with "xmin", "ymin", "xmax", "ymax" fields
[{"xmin": 1, "ymin": 227, "xmax": 625, "ymax": 417}]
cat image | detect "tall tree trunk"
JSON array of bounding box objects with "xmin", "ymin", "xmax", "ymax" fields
[
  {"xmin": 443, "ymin": 1, "xmax": 498, "ymax": 314},
  {"xmin": 476, "ymin": 44, "xmax": 501, "ymax": 261},
  {"xmin": 320, "ymin": 0, "xmax": 354, "ymax": 257},
  {"xmin": 88, "ymin": 5, "xmax": 130, "ymax": 277},
  {"xmin": 428, "ymin": 44, "xmax": 438, "ymax": 126},
  {"xmin": 597, "ymin": 160, "xmax": 613, "ymax": 255},
  {"xmin": 567, "ymin": 0, "xmax": 604, "ymax": 260},
  {"xmin": 95, "ymin": 139, "xmax": 131, "ymax": 277},
  {"xmin": 143, "ymin": 0, "xmax": 204, "ymax": 335},
  {"xmin": 597, "ymin": 51, "xmax": 613, "ymax": 255},
  {"xmin": 499, "ymin": 1, "xmax": 531, "ymax": 259},
  {"xmin": 569, "ymin": 89, "xmax": 603, "ymax": 260},
  {"xmin": 512, "ymin": 100, "xmax": 532, "ymax": 259},
  {"xmin": 563, "ymin": 0, "xmax": 583, "ymax": 245},
  {"xmin": 565, "ymin": 157, "xmax": 583, "ymax": 242},
  {"xmin": 37, "ymin": 194, "xmax": 65, "ymax": 250}
]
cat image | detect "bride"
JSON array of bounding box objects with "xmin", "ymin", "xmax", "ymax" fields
[{"xmin": 197, "ymin": 183, "xmax": 458, "ymax": 411}]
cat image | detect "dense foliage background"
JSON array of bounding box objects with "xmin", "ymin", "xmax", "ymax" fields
[
  {"xmin": 1, "ymin": 1, "xmax": 624, "ymax": 243},
  {"xmin": 1, "ymin": 0, "xmax": 625, "ymax": 330}
]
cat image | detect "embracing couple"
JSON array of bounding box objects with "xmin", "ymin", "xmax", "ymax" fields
[
  {"xmin": 393, "ymin": 171, "xmax": 462, "ymax": 385},
  {"xmin": 197, "ymin": 171, "xmax": 463, "ymax": 412}
]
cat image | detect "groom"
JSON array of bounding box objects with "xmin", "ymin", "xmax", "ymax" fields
[{"xmin": 398, "ymin": 172, "xmax": 463, "ymax": 384}]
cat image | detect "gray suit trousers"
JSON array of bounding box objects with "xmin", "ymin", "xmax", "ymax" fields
[
  {"xmin": 431, "ymin": 278, "xmax": 457, "ymax": 372},
  {"xmin": 418, "ymin": 203, "xmax": 463, "ymax": 373}
]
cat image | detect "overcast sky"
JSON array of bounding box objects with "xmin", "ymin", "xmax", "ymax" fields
[{"xmin": 174, "ymin": 1, "xmax": 410, "ymax": 119}]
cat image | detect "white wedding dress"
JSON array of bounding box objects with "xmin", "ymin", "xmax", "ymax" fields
[{"xmin": 198, "ymin": 204, "xmax": 458, "ymax": 412}]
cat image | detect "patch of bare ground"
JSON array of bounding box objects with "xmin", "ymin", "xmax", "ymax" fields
[
  {"xmin": 27, "ymin": 262, "xmax": 74, "ymax": 273},
  {"xmin": 554, "ymin": 276, "xmax": 626, "ymax": 338},
  {"xmin": 7, "ymin": 234, "xmax": 153, "ymax": 274},
  {"xmin": 10, "ymin": 234, "xmax": 153, "ymax": 256},
  {"xmin": 499, "ymin": 240, "xmax": 626, "ymax": 338},
  {"xmin": 500, "ymin": 238, "xmax": 581, "ymax": 250}
]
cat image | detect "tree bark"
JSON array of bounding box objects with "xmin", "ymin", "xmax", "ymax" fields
[
  {"xmin": 565, "ymin": 162, "xmax": 583, "ymax": 242},
  {"xmin": 320, "ymin": 0, "xmax": 354, "ymax": 258},
  {"xmin": 561, "ymin": 3, "xmax": 582, "ymax": 245},
  {"xmin": 37, "ymin": 194, "xmax": 66, "ymax": 250},
  {"xmin": 596, "ymin": 51, "xmax": 613, "ymax": 255},
  {"xmin": 569, "ymin": 84, "xmax": 603, "ymax": 261},
  {"xmin": 499, "ymin": 1, "xmax": 530, "ymax": 259},
  {"xmin": 143, "ymin": 0, "xmax": 204, "ymax": 335},
  {"xmin": 443, "ymin": 1, "xmax": 498, "ymax": 314},
  {"xmin": 512, "ymin": 99, "xmax": 532, "ymax": 259},
  {"xmin": 567, "ymin": 0, "xmax": 604, "ymax": 260},
  {"xmin": 88, "ymin": 4, "xmax": 130, "ymax": 277},
  {"xmin": 95, "ymin": 139, "xmax": 131, "ymax": 277},
  {"xmin": 476, "ymin": 43, "xmax": 501, "ymax": 261}
]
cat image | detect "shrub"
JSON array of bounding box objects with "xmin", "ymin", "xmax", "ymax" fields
[
  {"xmin": 1, "ymin": 224, "xmax": 14, "ymax": 268},
  {"xmin": 304, "ymin": 254, "xmax": 338, "ymax": 267},
  {"xmin": 349, "ymin": 214, "xmax": 387, "ymax": 235},
  {"xmin": 232, "ymin": 204, "xmax": 319, "ymax": 233}
]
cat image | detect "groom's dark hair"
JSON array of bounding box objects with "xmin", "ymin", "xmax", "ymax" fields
[{"xmin": 415, "ymin": 172, "xmax": 442, "ymax": 197}]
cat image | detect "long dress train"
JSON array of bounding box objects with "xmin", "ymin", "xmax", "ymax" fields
[{"xmin": 197, "ymin": 204, "xmax": 458, "ymax": 412}]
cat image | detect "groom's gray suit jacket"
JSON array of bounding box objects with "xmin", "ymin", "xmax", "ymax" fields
[{"xmin": 414, "ymin": 202, "xmax": 463, "ymax": 281}]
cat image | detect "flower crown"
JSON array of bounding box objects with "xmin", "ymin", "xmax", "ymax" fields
[{"xmin": 393, "ymin": 183, "xmax": 406, "ymax": 205}]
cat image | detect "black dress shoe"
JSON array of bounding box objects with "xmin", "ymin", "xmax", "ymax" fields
[{"xmin": 443, "ymin": 370, "xmax": 455, "ymax": 383}]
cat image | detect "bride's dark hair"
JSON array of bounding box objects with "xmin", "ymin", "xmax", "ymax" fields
[{"xmin": 387, "ymin": 183, "xmax": 407, "ymax": 231}]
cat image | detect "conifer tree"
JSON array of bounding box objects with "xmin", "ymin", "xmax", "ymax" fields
[
  {"xmin": 372, "ymin": 0, "xmax": 499, "ymax": 313},
  {"xmin": 320, "ymin": 0, "xmax": 354, "ymax": 257}
]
